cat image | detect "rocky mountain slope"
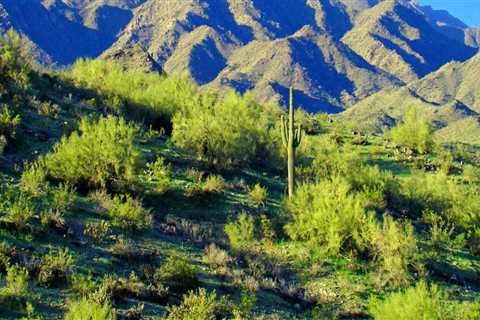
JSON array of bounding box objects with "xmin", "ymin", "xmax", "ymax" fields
[
  {"xmin": 0, "ymin": 0, "xmax": 478, "ymax": 112},
  {"xmin": 340, "ymin": 52, "xmax": 480, "ymax": 143}
]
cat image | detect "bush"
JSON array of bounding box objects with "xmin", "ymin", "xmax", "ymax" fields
[
  {"xmin": 154, "ymin": 256, "xmax": 197, "ymax": 291},
  {"xmin": 224, "ymin": 212, "xmax": 256, "ymax": 251},
  {"xmin": 20, "ymin": 161, "xmax": 48, "ymax": 196},
  {"xmin": 154, "ymin": 257, "xmax": 199, "ymax": 293},
  {"xmin": 64, "ymin": 298, "xmax": 116, "ymax": 320},
  {"xmin": 0, "ymin": 104, "xmax": 21, "ymax": 143},
  {"xmin": 248, "ymin": 184, "xmax": 268, "ymax": 207},
  {"xmin": 203, "ymin": 243, "xmax": 232, "ymax": 268},
  {"xmin": 202, "ymin": 175, "xmax": 225, "ymax": 194},
  {"xmin": 172, "ymin": 91, "xmax": 281, "ymax": 169},
  {"xmin": 44, "ymin": 116, "xmax": 142, "ymax": 189},
  {"xmin": 389, "ymin": 107, "xmax": 434, "ymax": 154},
  {"xmin": 143, "ymin": 157, "xmax": 173, "ymax": 194},
  {"xmin": 367, "ymin": 215, "xmax": 419, "ymax": 288},
  {"xmin": 102, "ymin": 194, "xmax": 152, "ymax": 232},
  {"xmin": 166, "ymin": 288, "xmax": 228, "ymax": 320},
  {"xmin": 368, "ymin": 281, "xmax": 478, "ymax": 320},
  {"xmin": 284, "ymin": 177, "xmax": 371, "ymax": 255},
  {"xmin": 0, "ymin": 264, "xmax": 29, "ymax": 310},
  {"xmin": 84, "ymin": 220, "xmax": 111, "ymax": 244},
  {"xmin": 398, "ymin": 172, "xmax": 480, "ymax": 231},
  {"xmin": 70, "ymin": 59, "xmax": 198, "ymax": 129},
  {"xmin": 38, "ymin": 248, "xmax": 74, "ymax": 287},
  {"xmin": 49, "ymin": 183, "xmax": 76, "ymax": 213},
  {"xmin": 0, "ymin": 188, "xmax": 36, "ymax": 230}
]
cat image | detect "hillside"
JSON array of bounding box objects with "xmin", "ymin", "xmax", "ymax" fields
[
  {"xmin": 341, "ymin": 0, "xmax": 476, "ymax": 83},
  {"xmin": 1, "ymin": 0, "xmax": 477, "ymax": 112},
  {"xmin": 340, "ymin": 52, "xmax": 480, "ymax": 143},
  {"xmin": 2, "ymin": 27, "xmax": 480, "ymax": 319}
]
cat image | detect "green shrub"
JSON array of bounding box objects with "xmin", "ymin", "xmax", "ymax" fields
[
  {"xmin": 0, "ymin": 264, "xmax": 29, "ymax": 310},
  {"xmin": 0, "ymin": 104, "xmax": 21, "ymax": 142},
  {"xmin": 49, "ymin": 183, "xmax": 76, "ymax": 213},
  {"xmin": 389, "ymin": 107, "xmax": 434, "ymax": 154},
  {"xmin": 70, "ymin": 59, "xmax": 198, "ymax": 129},
  {"xmin": 349, "ymin": 165, "xmax": 399, "ymax": 209},
  {"xmin": 203, "ymin": 244, "xmax": 232, "ymax": 268},
  {"xmin": 143, "ymin": 157, "xmax": 173, "ymax": 194},
  {"xmin": 284, "ymin": 177, "xmax": 370, "ymax": 255},
  {"xmin": 106, "ymin": 194, "xmax": 152, "ymax": 232},
  {"xmin": 155, "ymin": 257, "xmax": 199, "ymax": 293},
  {"xmin": 84, "ymin": 220, "xmax": 111, "ymax": 244},
  {"xmin": 368, "ymin": 281, "xmax": 478, "ymax": 320},
  {"xmin": 38, "ymin": 248, "xmax": 74, "ymax": 287},
  {"xmin": 0, "ymin": 29, "xmax": 30, "ymax": 87},
  {"xmin": 44, "ymin": 116, "xmax": 142, "ymax": 189},
  {"xmin": 64, "ymin": 298, "xmax": 116, "ymax": 320},
  {"xmin": 20, "ymin": 161, "xmax": 48, "ymax": 196},
  {"xmin": 398, "ymin": 172, "xmax": 480, "ymax": 231},
  {"xmin": 172, "ymin": 91, "xmax": 281, "ymax": 169},
  {"xmin": 367, "ymin": 215, "xmax": 419, "ymax": 288},
  {"xmin": 166, "ymin": 288, "xmax": 228, "ymax": 320},
  {"xmin": 71, "ymin": 273, "xmax": 97, "ymax": 298},
  {"xmin": 225, "ymin": 212, "xmax": 256, "ymax": 251},
  {"xmin": 0, "ymin": 189, "xmax": 36, "ymax": 230},
  {"xmin": 202, "ymin": 175, "xmax": 225, "ymax": 194},
  {"xmin": 248, "ymin": 184, "xmax": 268, "ymax": 207}
]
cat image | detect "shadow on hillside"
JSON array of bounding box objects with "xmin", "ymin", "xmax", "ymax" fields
[
  {"xmin": 271, "ymin": 84, "xmax": 343, "ymax": 114},
  {"xmin": 1, "ymin": 1, "xmax": 133, "ymax": 64}
]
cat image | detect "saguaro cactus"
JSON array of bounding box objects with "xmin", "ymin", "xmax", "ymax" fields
[{"xmin": 281, "ymin": 87, "xmax": 302, "ymax": 199}]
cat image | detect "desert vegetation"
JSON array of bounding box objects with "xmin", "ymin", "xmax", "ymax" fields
[{"xmin": 0, "ymin": 30, "xmax": 479, "ymax": 319}]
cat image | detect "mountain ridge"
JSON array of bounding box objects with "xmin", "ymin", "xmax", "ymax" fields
[{"xmin": 0, "ymin": 0, "xmax": 478, "ymax": 114}]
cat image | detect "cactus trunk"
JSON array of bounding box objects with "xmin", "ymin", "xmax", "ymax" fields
[{"xmin": 281, "ymin": 87, "xmax": 302, "ymax": 199}]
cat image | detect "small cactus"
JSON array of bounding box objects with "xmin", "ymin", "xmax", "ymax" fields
[{"xmin": 281, "ymin": 86, "xmax": 302, "ymax": 199}]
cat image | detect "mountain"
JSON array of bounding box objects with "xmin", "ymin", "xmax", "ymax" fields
[
  {"xmin": 0, "ymin": 0, "xmax": 477, "ymax": 113},
  {"xmin": 419, "ymin": 4, "xmax": 480, "ymax": 49},
  {"xmin": 340, "ymin": 52, "xmax": 480, "ymax": 143},
  {"xmin": 341, "ymin": 0, "xmax": 476, "ymax": 83}
]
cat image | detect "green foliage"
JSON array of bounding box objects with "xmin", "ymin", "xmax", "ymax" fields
[
  {"xmin": 398, "ymin": 171, "xmax": 480, "ymax": 231},
  {"xmin": 202, "ymin": 175, "xmax": 225, "ymax": 194},
  {"xmin": 70, "ymin": 59, "xmax": 197, "ymax": 128},
  {"xmin": 104, "ymin": 194, "xmax": 152, "ymax": 232},
  {"xmin": 172, "ymin": 91, "xmax": 281, "ymax": 169},
  {"xmin": 38, "ymin": 248, "xmax": 74, "ymax": 287},
  {"xmin": 143, "ymin": 157, "xmax": 173, "ymax": 194},
  {"xmin": 225, "ymin": 212, "xmax": 256, "ymax": 251},
  {"xmin": 203, "ymin": 243, "xmax": 232, "ymax": 268},
  {"xmin": 0, "ymin": 29, "xmax": 30, "ymax": 88},
  {"xmin": 64, "ymin": 298, "xmax": 116, "ymax": 320},
  {"xmin": 284, "ymin": 177, "xmax": 370, "ymax": 255},
  {"xmin": 155, "ymin": 257, "xmax": 199, "ymax": 293},
  {"xmin": 84, "ymin": 221, "xmax": 111, "ymax": 244},
  {"xmin": 45, "ymin": 116, "xmax": 142, "ymax": 189},
  {"xmin": 248, "ymin": 184, "xmax": 268, "ymax": 207},
  {"xmin": 49, "ymin": 183, "xmax": 76, "ymax": 213},
  {"xmin": 0, "ymin": 264, "xmax": 29, "ymax": 310},
  {"xmin": 71, "ymin": 273, "xmax": 97, "ymax": 298},
  {"xmin": 0, "ymin": 104, "xmax": 21, "ymax": 143},
  {"xmin": 166, "ymin": 288, "xmax": 228, "ymax": 320},
  {"xmin": 0, "ymin": 188, "xmax": 36, "ymax": 230},
  {"xmin": 368, "ymin": 281, "xmax": 479, "ymax": 320},
  {"xmin": 389, "ymin": 107, "xmax": 434, "ymax": 153},
  {"xmin": 367, "ymin": 215, "xmax": 419, "ymax": 288},
  {"xmin": 20, "ymin": 162, "xmax": 48, "ymax": 196}
]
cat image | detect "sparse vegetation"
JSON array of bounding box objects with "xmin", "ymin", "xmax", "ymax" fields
[{"xmin": 0, "ymin": 29, "xmax": 478, "ymax": 320}]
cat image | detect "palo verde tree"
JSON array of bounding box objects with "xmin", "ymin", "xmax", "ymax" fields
[{"xmin": 281, "ymin": 87, "xmax": 302, "ymax": 199}]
